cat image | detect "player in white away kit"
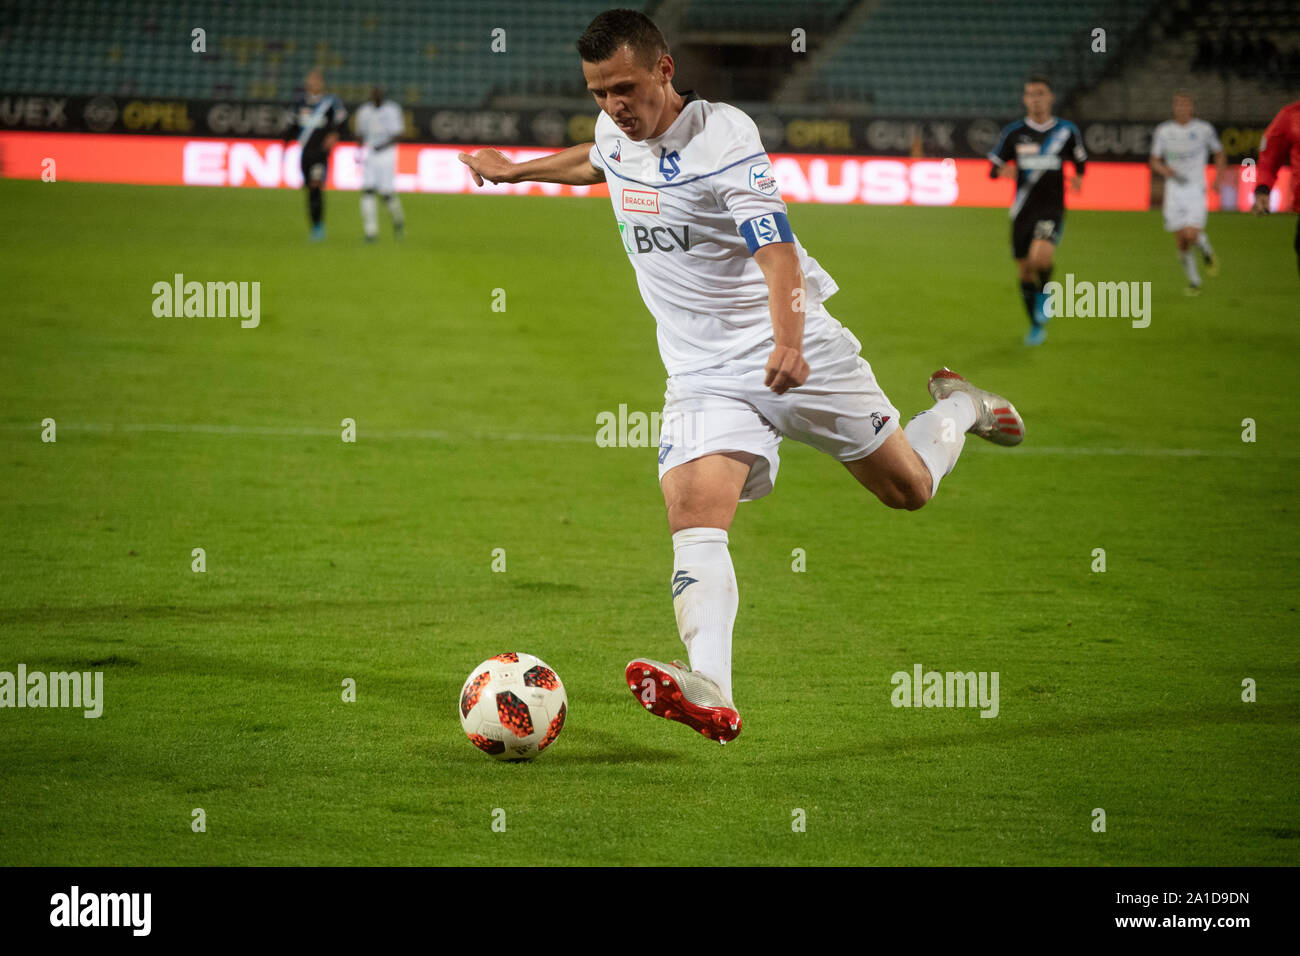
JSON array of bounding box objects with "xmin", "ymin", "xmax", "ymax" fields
[
  {"xmin": 355, "ymin": 87, "xmax": 406, "ymax": 241},
  {"xmin": 460, "ymin": 10, "xmax": 1025, "ymax": 744},
  {"xmin": 1150, "ymin": 92, "xmax": 1226, "ymax": 294}
]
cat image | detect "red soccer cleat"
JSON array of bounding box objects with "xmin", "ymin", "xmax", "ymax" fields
[{"xmin": 624, "ymin": 658, "xmax": 741, "ymax": 744}]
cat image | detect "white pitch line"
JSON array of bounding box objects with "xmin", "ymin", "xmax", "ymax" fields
[{"xmin": 0, "ymin": 421, "xmax": 1291, "ymax": 457}]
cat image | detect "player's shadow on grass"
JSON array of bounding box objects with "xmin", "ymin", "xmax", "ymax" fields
[{"xmin": 563, "ymin": 728, "xmax": 687, "ymax": 764}]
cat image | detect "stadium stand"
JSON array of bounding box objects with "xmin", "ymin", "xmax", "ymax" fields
[
  {"xmin": 679, "ymin": 0, "xmax": 855, "ymax": 35},
  {"xmin": 1074, "ymin": 0, "xmax": 1300, "ymax": 122},
  {"xmin": 796, "ymin": 0, "xmax": 1156, "ymax": 116},
  {"xmin": 0, "ymin": 0, "xmax": 627, "ymax": 104},
  {"xmin": 1, "ymin": 0, "xmax": 1290, "ymax": 122}
]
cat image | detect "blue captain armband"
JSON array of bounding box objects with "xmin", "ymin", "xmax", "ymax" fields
[{"xmin": 739, "ymin": 212, "xmax": 794, "ymax": 254}]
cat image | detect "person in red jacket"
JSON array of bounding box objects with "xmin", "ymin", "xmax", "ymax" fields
[{"xmin": 1252, "ymin": 99, "xmax": 1300, "ymax": 275}]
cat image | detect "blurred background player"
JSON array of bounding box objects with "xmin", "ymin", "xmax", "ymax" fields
[
  {"xmin": 988, "ymin": 75, "xmax": 1086, "ymax": 346},
  {"xmin": 355, "ymin": 87, "xmax": 406, "ymax": 242},
  {"xmin": 1150, "ymin": 92, "xmax": 1226, "ymax": 295},
  {"xmin": 1253, "ymin": 98, "xmax": 1300, "ymax": 277},
  {"xmin": 284, "ymin": 68, "xmax": 347, "ymax": 241}
]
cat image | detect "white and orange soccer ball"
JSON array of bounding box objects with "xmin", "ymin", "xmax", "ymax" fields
[{"xmin": 458, "ymin": 652, "xmax": 568, "ymax": 761}]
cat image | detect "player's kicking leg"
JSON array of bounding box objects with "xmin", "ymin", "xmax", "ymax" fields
[
  {"xmin": 844, "ymin": 368, "xmax": 1024, "ymax": 507},
  {"xmin": 626, "ymin": 451, "xmax": 750, "ymax": 744}
]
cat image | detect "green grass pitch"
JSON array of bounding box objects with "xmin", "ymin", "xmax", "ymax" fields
[{"xmin": 1, "ymin": 179, "xmax": 1296, "ymax": 866}]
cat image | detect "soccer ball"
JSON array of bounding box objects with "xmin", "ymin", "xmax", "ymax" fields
[{"xmin": 458, "ymin": 652, "xmax": 567, "ymax": 761}]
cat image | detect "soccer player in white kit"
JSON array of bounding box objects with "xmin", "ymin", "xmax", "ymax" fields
[
  {"xmin": 459, "ymin": 10, "xmax": 1026, "ymax": 744},
  {"xmin": 1150, "ymin": 92, "xmax": 1226, "ymax": 294},
  {"xmin": 355, "ymin": 87, "xmax": 406, "ymax": 241}
]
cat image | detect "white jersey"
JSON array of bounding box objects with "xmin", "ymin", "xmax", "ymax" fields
[
  {"xmin": 1151, "ymin": 119, "xmax": 1222, "ymax": 187},
  {"xmin": 355, "ymin": 100, "xmax": 403, "ymax": 150},
  {"xmin": 589, "ymin": 95, "xmax": 839, "ymax": 375}
]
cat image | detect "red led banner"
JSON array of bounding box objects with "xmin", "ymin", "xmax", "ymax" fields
[{"xmin": 1, "ymin": 132, "xmax": 1289, "ymax": 211}]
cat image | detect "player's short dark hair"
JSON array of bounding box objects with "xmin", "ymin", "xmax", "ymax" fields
[
  {"xmin": 577, "ymin": 9, "xmax": 668, "ymax": 69},
  {"xmin": 1024, "ymin": 74, "xmax": 1052, "ymax": 90}
]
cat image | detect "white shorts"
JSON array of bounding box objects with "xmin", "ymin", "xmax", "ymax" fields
[
  {"xmin": 1163, "ymin": 183, "xmax": 1207, "ymax": 231},
  {"xmin": 657, "ymin": 314, "xmax": 901, "ymax": 501},
  {"xmin": 362, "ymin": 147, "xmax": 396, "ymax": 193}
]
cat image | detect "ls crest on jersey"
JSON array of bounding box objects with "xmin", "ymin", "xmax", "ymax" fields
[{"xmin": 658, "ymin": 148, "xmax": 682, "ymax": 180}]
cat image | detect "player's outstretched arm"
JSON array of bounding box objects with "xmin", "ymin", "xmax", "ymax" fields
[{"xmin": 458, "ymin": 143, "xmax": 606, "ymax": 187}]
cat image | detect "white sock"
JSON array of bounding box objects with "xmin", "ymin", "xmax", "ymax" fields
[
  {"xmin": 1197, "ymin": 232, "xmax": 1214, "ymax": 257},
  {"xmin": 904, "ymin": 392, "xmax": 976, "ymax": 497},
  {"xmin": 361, "ymin": 193, "xmax": 379, "ymax": 238},
  {"xmin": 1181, "ymin": 249, "xmax": 1200, "ymax": 285},
  {"xmin": 671, "ymin": 527, "xmax": 737, "ymax": 702},
  {"xmin": 385, "ymin": 194, "xmax": 405, "ymax": 228}
]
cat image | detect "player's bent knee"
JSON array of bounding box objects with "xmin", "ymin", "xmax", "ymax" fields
[
  {"xmin": 879, "ymin": 488, "xmax": 926, "ymax": 511},
  {"xmin": 900, "ymin": 481, "xmax": 931, "ymax": 511},
  {"xmin": 875, "ymin": 474, "xmax": 930, "ymax": 511}
]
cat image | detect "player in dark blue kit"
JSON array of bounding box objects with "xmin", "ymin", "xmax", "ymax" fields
[
  {"xmin": 284, "ymin": 68, "xmax": 348, "ymax": 241},
  {"xmin": 988, "ymin": 76, "xmax": 1086, "ymax": 345}
]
